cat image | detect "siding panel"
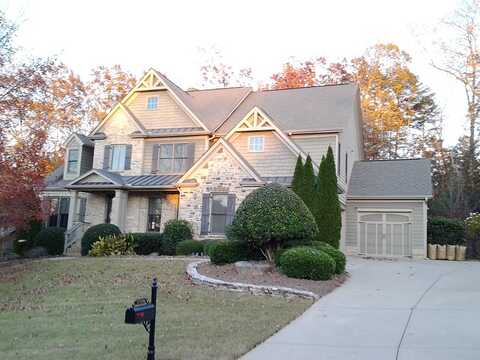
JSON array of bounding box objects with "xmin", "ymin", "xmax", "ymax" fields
[
  {"xmin": 230, "ymin": 131, "xmax": 297, "ymax": 177},
  {"xmin": 126, "ymin": 91, "xmax": 197, "ymax": 129},
  {"xmin": 291, "ymin": 134, "xmax": 337, "ymax": 167}
]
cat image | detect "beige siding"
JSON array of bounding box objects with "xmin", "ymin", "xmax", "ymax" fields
[
  {"xmin": 125, "ymin": 91, "xmax": 197, "ymax": 129},
  {"xmin": 125, "ymin": 193, "xmax": 178, "ymax": 233},
  {"xmin": 85, "ymin": 193, "xmax": 106, "ymax": 226},
  {"xmin": 143, "ymin": 136, "xmax": 208, "ymax": 174},
  {"xmin": 229, "ymin": 131, "xmax": 297, "ymax": 177},
  {"xmin": 291, "ymin": 134, "xmax": 337, "ymax": 167},
  {"xmin": 345, "ymin": 200, "xmax": 427, "ymax": 258},
  {"xmin": 93, "ymin": 107, "xmax": 144, "ymax": 176}
]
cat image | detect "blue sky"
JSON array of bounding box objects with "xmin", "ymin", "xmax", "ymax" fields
[{"xmin": 1, "ymin": 0, "xmax": 465, "ymax": 146}]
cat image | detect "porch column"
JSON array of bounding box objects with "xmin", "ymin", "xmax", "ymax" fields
[
  {"xmin": 111, "ymin": 189, "xmax": 128, "ymax": 232},
  {"xmin": 67, "ymin": 190, "xmax": 79, "ymax": 230}
]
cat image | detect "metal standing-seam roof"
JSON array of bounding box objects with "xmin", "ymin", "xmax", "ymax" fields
[
  {"xmin": 124, "ymin": 175, "xmax": 182, "ymax": 187},
  {"xmin": 348, "ymin": 159, "xmax": 432, "ymax": 199}
]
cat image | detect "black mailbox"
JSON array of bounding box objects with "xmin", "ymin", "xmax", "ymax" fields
[{"xmin": 125, "ymin": 303, "xmax": 156, "ymax": 324}]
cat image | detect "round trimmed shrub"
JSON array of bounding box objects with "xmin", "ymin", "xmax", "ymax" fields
[
  {"xmin": 203, "ymin": 239, "xmax": 222, "ymax": 257},
  {"xmin": 176, "ymin": 240, "xmax": 204, "ymax": 255},
  {"xmin": 311, "ymin": 241, "xmax": 346, "ymax": 274},
  {"xmin": 209, "ymin": 240, "xmax": 248, "ymax": 265},
  {"xmin": 14, "ymin": 220, "xmax": 43, "ymax": 256},
  {"xmin": 162, "ymin": 220, "xmax": 193, "ymax": 255},
  {"xmin": 227, "ymin": 184, "xmax": 318, "ymax": 262},
  {"xmin": 130, "ymin": 233, "xmax": 163, "ymax": 255},
  {"xmin": 81, "ymin": 223, "xmax": 121, "ymax": 256},
  {"xmin": 279, "ymin": 246, "xmax": 335, "ymax": 280},
  {"xmin": 33, "ymin": 227, "xmax": 65, "ymax": 255}
]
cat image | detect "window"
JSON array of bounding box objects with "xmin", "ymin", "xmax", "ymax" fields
[
  {"xmin": 47, "ymin": 197, "xmax": 70, "ymax": 228},
  {"xmin": 147, "ymin": 96, "xmax": 158, "ymax": 110},
  {"xmin": 110, "ymin": 145, "xmax": 127, "ymax": 171},
  {"xmin": 147, "ymin": 197, "xmax": 162, "ymax": 232},
  {"xmin": 67, "ymin": 149, "xmax": 79, "ymax": 174},
  {"xmin": 210, "ymin": 194, "xmax": 229, "ymax": 234},
  {"xmin": 157, "ymin": 143, "xmax": 193, "ymax": 173},
  {"xmin": 248, "ymin": 136, "xmax": 264, "ymax": 152}
]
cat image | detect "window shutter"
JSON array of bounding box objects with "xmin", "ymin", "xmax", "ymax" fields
[
  {"xmin": 200, "ymin": 193, "xmax": 210, "ymax": 235},
  {"xmin": 125, "ymin": 145, "xmax": 132, "ymax": 170},
  {"xmin": 152, "ymin": 144, "xmax": 159, "ymax": 173},
  {"xmin": 186, "ymin": 143, "xmax": 195, "ymax": 169},
  {"xmin": 226, "ymin": 194, "xmax": 236, "ymax": 226},
  {"xmin": 103, "ymin": 145, "xmax": 111, "ymax": 170}
]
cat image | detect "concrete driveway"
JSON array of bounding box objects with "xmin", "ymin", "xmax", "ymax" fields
[{"xmin": 242, "ymin": 257, "xmax": 480, "ymax": 360}]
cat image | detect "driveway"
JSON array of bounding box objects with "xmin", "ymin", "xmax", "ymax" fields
[{"xmin": 242, "ymin": 257, "xmax": 480, "ymax": 360}]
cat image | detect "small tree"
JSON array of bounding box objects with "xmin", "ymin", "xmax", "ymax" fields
[
  {"xmin": 227, "ymin": 184, "xmax": 318, "ymax": 262},
  {"xmin": 302, "ymin": 155, "xmax": 316, "ymax": 210},
  {"xmin": 317, "ymin": 146, "xmax": 341, "ymax": 248},
  {"xmin": 291, "ymin": 155, "xmax": 304, "ymax": 196}
]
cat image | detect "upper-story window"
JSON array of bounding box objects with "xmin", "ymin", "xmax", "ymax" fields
[
  {"xmin": 155, "ymin": 143, "xmax": 194, "ymax": 173},
  {"xmin": 67, "ymin": 149, "xmax": 79, "ymax": 174},
  {"xmin": 248, "ymin": 136, "xmax": 264, "ymax": 152},
  {"xmin": 147, "ymin": 96, "xmax": 158, "ymax": 110},
  {"xmin": 104, "ymin": 144, "xmax": 131, "ymax": 171}
]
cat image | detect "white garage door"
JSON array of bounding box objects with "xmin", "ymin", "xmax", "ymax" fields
[{"xmin": 358, "ymin": 212, "xmax": 412, "ymax": 257}]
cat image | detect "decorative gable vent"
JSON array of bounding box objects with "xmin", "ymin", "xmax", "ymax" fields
[{"xmin": 237, "ymin": 110, "xmax": 274, "ymax": 132}]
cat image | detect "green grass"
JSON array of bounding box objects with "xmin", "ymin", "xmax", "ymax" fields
[{"xmin": 0, "ymin": 258, "xmax": 310, "ymax": 359}]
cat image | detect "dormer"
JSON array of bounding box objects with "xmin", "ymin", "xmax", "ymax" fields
[{"xmin": 63, "ymin": 133, "xmax": 94, "ymax": 181}]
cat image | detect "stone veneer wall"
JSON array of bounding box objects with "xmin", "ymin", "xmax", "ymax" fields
[{"xmin": 178, "ymin": 147, "xmax": 260, "ymax": 238}]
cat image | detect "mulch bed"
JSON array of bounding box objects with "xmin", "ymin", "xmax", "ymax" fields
[{"xmin": 197, "ymin": 261, "xmax": 349, "ymax": 297}]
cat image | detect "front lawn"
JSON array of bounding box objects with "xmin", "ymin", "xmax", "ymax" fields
[{"xmin": 0, "ymin": 258, "xmax": 310, "ymax": 360}]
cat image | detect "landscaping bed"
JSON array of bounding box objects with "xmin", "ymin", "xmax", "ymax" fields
[
  {"xmin": 197, "ymin": 261, "xmax": 348, "ymax": 297},
  {"xmin": 0, "ymin": 257, "xmax": 310, "ymax": 360}
]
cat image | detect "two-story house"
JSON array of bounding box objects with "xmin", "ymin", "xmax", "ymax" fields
[{"xmin": 43, "ymin": 68, "xmax": 432, "ymax": 258}]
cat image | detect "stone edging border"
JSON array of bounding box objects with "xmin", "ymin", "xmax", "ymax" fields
[{"xmin": 186, "ymin": 259, "xmax": 319, "ymax": 300}]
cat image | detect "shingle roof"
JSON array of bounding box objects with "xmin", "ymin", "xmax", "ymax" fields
[
  {"xmin": 75, "ymin": 133, "xmax": 94, "ymax": 147},
  {"xmin": 348, "ymin": 159, "xmax": 432, "ymax": 198},
  {"xmin": 216, "ymin": 84, "xmax": 358, "ymax": 134}
]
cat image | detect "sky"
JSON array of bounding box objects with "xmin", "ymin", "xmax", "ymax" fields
[{"xmin": 0, "ymin": 0, "xmax": 466, "ymax": 146}]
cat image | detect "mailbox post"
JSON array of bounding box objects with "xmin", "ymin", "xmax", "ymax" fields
[{"xmin": 125, "ymin": 278, "xmax": 158, "ymax": 360}]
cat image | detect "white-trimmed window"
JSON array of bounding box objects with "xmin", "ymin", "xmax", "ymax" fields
[
  {"xmin": 147, "ymin": 96, "xmax": 158, "ymax": 110},
  {"xmin": 248, "ymin": 136, "xmax": 264, "ymax": 152},
  {"xmin": 67, "ymin": 149, "xmax": 79, "ymax": 174},
  {"xmin": 110, "ymin": 145, "xmax": 127, "ymax": 171}
]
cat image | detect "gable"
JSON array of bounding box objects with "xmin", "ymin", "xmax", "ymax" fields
[
  {"xmin": 96, "ymin": 106, "xmax": 140, "ymax": 136},
  {"xmin": 230, "ymin": 131, "xmax": 298, "ymax": 177},
  {"xmin": 125, "ymin": 91, "xmax": 197, "ymax": 130},
  {"xmin": 77, "ymin": 173, "xmax": 114, "ymax": 185}
]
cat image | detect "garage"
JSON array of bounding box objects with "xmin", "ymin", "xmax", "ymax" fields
[
  {"xmin": 344, "ymin": 159, "xmax": 432, "ymax": 259},
  {"xmin": 358, "ymin": 211, "xmax": 412, "ymax": 257}
]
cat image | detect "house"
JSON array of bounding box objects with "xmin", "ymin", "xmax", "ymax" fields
[{"xmin": 43, "ymin": 68, "xmax": 432, "ymax": 257}]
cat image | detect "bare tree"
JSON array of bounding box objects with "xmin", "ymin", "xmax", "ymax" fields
[{"xmin": 431, "ymin": 0, "xmax": 480, "ymax": 211}]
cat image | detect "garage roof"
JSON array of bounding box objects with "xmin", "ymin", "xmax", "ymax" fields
[{"xmin": 348, "ymin": 159, "xmax": 432, "ymax": 199}]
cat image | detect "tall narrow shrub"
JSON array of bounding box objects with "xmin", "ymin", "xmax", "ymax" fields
[
  {"xmin": 317, "ymin": 146, "xmax": 341, "ymax": 248},
  {"xmin": 291, "ymin": 155, "xmax": 304, "ymax": 196},
  {"xmin": 302, "ymin": 154, "xmax": 316, "ymax": 210}
]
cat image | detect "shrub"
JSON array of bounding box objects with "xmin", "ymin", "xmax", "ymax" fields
[
  {"xmin": 14, "ymin": 220, "xmax": 43, "ymax": 256},
  {"xmin": 130, "ymin": 233, "xmax": 163, "ymax": 255},
  {"xmin": 162, "ymin": 220, "xmax": 192, "ymax": 255},
  {"xmin": 89, "ymin": 234, "xmax": 134, "ymax": 256},
  {"xmin": 428, "ymin": 217, "xmax": 465, "ymax": 245},
  {"xmin": 81, "ymin": 223, "xmax": 121, "ymax": 256},
  {"xmin": 227, "ymin": 184, "xmax": 318, "ymax": 262},
  {"xmin": 279, "ymin": 246, "xmax": 335, "ymax": 280},
  {"xmin": 33, "ymin": 227, "xmax": 65, "ymax": 255},
  {"xmin": 465, "ymin": 213, "xmax": 480, "ymax": 240},
  {"xmin": 203, "ymin": 239, "xmax": 223, "ymax": 257},
  {"xmin": 209, "ymin": 240, "xmax": 248, "ymax": 265},
  {"xmin": 176, "ymin": 240, "xmax": 204, "ymax": 255},
  {"xmin": 311, "ymin": 241, "xmax": 346, "ymax": 274}
]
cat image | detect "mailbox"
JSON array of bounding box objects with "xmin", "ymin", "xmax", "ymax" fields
[{"xmin": 125, "ymin": 303, "xmax": 156, "ymax": 324}]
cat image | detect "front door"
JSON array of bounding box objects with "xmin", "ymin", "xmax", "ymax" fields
[{"xmin": 358, "ymin": 212, "xmax": 412, "ymax": 257}]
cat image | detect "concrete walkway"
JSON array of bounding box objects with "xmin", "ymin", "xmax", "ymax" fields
[{"xmin": 242, "ymin": 257, "xmax": 480, "ymax": 360}]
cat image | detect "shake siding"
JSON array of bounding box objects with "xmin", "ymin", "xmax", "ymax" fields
[
  {"xmin": 125, "ymin": 91, "xmax": 197, "ymax": 129},
  {"xmin": 143, "ymin": 136, "xmax": 208, "ymax": 174},
  {"xmin": 291, "ymin": 135, "xmax": 337, "ymax": 167},
  {"xmin": 80, "ymin": 146, "xmax": 94, "ymax": 175},
  {"xmin": 93, "ymin": 108, "xmax": 144, "ymax": 176},
  {"xmin": 345, "ymin": 200, "xmax": 426, "ymax": 257},
  {"xmin": 229, "ymin": 131, "xmax": 297, "ymax": 177}
]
